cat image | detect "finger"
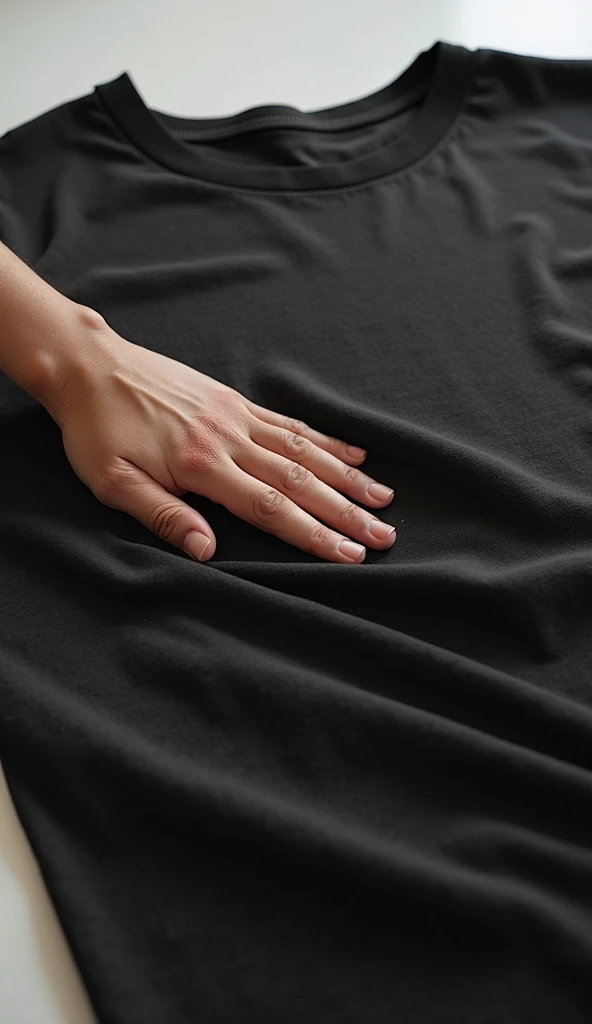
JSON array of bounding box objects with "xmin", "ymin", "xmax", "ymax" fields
[
  {"xmin": 234, "ymin": 441, "xmax": 396, "ymax": 550},
  {"xmin": 245, "ymin": 403, "xmax": 369, "ymax": 466},
  {"xmin": 206, "ymin": 457, "xmax": 368, "ymax": 564},
  {"xmin": 247, "ymin": 418, "xmax": 395, "ymax": 510},
  {"xmin": 94, "ymin": 458, "xmax": 216, "ymax": 562}
]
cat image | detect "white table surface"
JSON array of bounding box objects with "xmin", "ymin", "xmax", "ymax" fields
[{"xmin": 2, "ymin": 2, "xmax": 592, "ymax": 1021}]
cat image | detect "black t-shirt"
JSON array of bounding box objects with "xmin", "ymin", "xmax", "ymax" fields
[{"xmin": 2, "ymin": 40, "xmax": 592, "ymax": 1024}]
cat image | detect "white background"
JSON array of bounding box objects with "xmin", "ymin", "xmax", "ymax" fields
[{"xmin": 1, "ymin": 2, "xmax": 592, "ymax": 1021}]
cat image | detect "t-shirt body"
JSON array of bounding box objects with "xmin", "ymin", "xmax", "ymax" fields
[{"xmin": 1, "ymin": 41, "xmax": 592, "ymax": 1024}]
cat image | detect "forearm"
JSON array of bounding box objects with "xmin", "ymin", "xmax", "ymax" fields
[{"xmin": 0, "ymin": 241, "xmax": 105, "ymax": 418}]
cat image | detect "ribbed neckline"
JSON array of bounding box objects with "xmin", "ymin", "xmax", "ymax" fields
[{"xmin": 95, "ymin": 41, "xmax": 477, "ymax": 193}]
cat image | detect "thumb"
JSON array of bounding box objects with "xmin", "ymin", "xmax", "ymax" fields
[{"xmin": 101, "ymin": 460, "xmax": 216, "ymax": 562}]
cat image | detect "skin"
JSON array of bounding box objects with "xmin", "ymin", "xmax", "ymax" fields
[{"xmin": 0, "ymin": 240, "xmax": 396, "ymax": 564}]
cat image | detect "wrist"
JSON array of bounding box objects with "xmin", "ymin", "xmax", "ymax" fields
[
  {"xmin": 24, "ymin": 303, "xmax": 113, "ymax": 423},
  {"xmin": 0, "ymin": 243, "xmax": 118, "ymax": 421}
]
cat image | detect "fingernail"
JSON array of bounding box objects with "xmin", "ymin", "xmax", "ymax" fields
[
  {"xmin": 367, "ymin": 483, "xmax": 394, "ymax": 502},
  {"xmin": 346, "ymin": 445, "xmax": 367, "ymax": 459},
  {"xmin": 367, "ymin": 520, "xmax": 396, "ymax": 541},
  {"xmin": 338, "ymin": 540, "xmax": 366, "ymax": 562},
  {"xmin": 184, "ymin": 531, "xmax": 212, "ymax": 561}
]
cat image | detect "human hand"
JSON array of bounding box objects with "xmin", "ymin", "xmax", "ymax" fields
[{"xmin": 49, "ymin": 309, "xmax": 396, "ymax": 564}]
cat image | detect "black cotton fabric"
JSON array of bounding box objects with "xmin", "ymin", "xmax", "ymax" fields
[{"xmin": 1, "ymin": 39, "xmax": 592, "ymax": 1024}]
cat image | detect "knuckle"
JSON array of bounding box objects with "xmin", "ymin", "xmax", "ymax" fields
[
  {"xmin": 344, "ymin": 465, "xmax": 362, "ymax": 487},
  {"xmin": 284, "ymin": 416, "xmax": 307, "ymax": 434},
  {"xmin": 283, "ymin": 430, "xmax": 311, "ymax": 457},
  {"xmin": 94, "ymin": 462, "xmax": 129, "ymax": 504},
  {"xmin": 194, "ymin": 410, "xmax": 228, "ymax": 437},
  {"xmin": 340, "ymin": 502, "xmax": 363, "ymax": 531},
  {"xmin": 308, "ymin": 524, "xmax": 332, "ymax": 552},
  {"xmin": 253, "ymin": 488, "xmax": 292, "ymax": 523},
  {"xmin": 148, "ymin": 503, "xmax": 184, "ymax": 542},
  {"xmin": 215, "ymin": 384, "xmax": 241, "ymax": 404},
  {"xmin": 281, "ymin": 461, "xmax": 313, "ymax": 493},
  {"xmin": 191, "ymin": 409, "xmax": 246, "ymax": 455},
  {"xmin": 177, "ymin": 437, "xmax": 220, "ymax": 475},
  {"xmin": 220, "ymin": 391, "xmax": 252, "ymax": 431}
]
